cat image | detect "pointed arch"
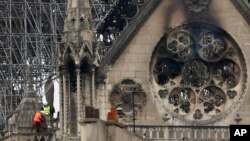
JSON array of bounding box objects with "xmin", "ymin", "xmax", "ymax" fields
[
  {"xmin": 62, "ymin": 43, "xmax": 76, "ymax": 63},
  {"xmin": 79, "ymin": 42, "xmax": 93, "ymax": 61}
]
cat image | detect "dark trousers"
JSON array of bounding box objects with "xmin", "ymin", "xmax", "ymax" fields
[{"xmin": 33, "ymin": 121, "xmax": 43, "ymax": 133}]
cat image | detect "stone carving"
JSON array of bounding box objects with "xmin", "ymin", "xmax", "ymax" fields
[
  {"xmin": 200, "ymin": 86, "xmax": 226, "ymax": 114},
  {"xmin": 167, "ymin": 31, "xmax": 195, "ymax": 61},
  {"xmin": 182, "ymin": 59, "xmax": 209, "ymax": 86},
  {"xmin": 154, "ymin": 59, "xmax": 181, "ymax": 85},
  {"xmin": 193, "ymin": 109, "xmax": 203, "ymax": 120},
  {"xmin": 198, "ymin": 33, "xmax": 227, "ymax": 62},
  {"xmin": 150, "ymin": 22, "xmax": 247, "ymax": 124},
  {"xmin": 213, "ymin": 59, "xmax": 240, "ymax": 88},
  {"xmin": 158, "ymin": 89, "xmax": 168, "ymax": 99},
  {"xmin": 169, "ymin": 87, "xmax": 195, "ymax": 114},
  {"xmin": 184, "ymin": 0, "xmax": 212, "ymax": 13},
  {"xmin": 110, "ymin": 79, "xmax": 146, "ymax": 120},
  {"xmin": 226, "ymin": 90, "xmax": 237, "ymax": 99}
]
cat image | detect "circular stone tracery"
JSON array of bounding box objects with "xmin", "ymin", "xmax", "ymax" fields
[
  {"xmin": 198, "ymin": 32, "xmax": 227, "ymax": 62},
  {"xmin": 154, "ymin": 59, "xmax": 181, "ymax": 85},
  {"xmin": 110, "ymin": 79, "xmax": 146, "ymax": 120},
  {"xmin": 200, "ymin": 86, "xmax": 226, "ymax": 115},
  {"xmin": 150, "ymin": 22, "xmax": 247, "ymax": 124},
  {"xmin": 168, "ymin": 87, "xmax": 196, "ymax": 114},
  {"xmin": 213, "ymin": 59, "xmax": 241, "ymax": 88},
  {"xmin": 182, "ymin": 59, "xmax": 209, "ymax": 87},
  {"xmin": 166, "ymin": 31, "xmax": 195, "ymax": 61}
]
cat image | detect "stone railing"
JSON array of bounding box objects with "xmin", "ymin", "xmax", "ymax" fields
[
  {"xmin": 0, "ymin": 132, "xmax": 52, "ymax": 141},
  {"xmin": 127, "ymin": 125, "xmax": 230, "ymax": 141}
]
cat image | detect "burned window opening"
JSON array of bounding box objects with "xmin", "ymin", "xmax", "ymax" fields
[
  {"xmin": 80, "ymin": 59, "xmax": 92, "ymax": 74},
  {"xmin": 96, "ymin": 0, "xmax": 148, "ymax": 58},
  {"xmin": 67, "ymin": 59, "xmax": 77, "ymax": 93}
]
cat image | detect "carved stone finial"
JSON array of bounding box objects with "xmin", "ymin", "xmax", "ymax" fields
[{"xmin": 184, "ymin": 0, "xmax": 211, "ymax": 13}]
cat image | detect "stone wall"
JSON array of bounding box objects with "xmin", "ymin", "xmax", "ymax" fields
[
  {"xmin": 97, "ymin": 0, "xmax": 250, "ymax": 126},
  {"xmin": 80, "ymin": 120, "xmax": 143, "ymax": 141}
]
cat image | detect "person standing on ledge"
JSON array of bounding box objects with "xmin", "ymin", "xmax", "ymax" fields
[
  {"xmin": 41, "ymin": 102, "xmax": 55, "ymax": 128},
  {"xmin": 33, "ymin": 111, "xmax": 46, "ymax": 133}
]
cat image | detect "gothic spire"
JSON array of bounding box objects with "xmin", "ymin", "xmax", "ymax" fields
[{"xmin": 60, "ymin": 0, "xmax": 96, "ymax": 64}]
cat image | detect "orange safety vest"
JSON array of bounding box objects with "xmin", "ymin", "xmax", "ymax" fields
[{"xmin": 33, "ymin": 112, "xmax": 43, "ymax": 122}]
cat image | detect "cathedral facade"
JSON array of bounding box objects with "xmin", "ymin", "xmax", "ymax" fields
[
  {"xmin": 56, "ymin": 0, "xmax": 250, "ymax": 140},
  {"xmin": 2, "ymin": 0, "xmax": 250, "ymax": 141}
]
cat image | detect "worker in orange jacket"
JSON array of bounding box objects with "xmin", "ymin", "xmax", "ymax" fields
[{"xmin": 32, "ymin": 111, "xmax": 46, "ymax": 133}]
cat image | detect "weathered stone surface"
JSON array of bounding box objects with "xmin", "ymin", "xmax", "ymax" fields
[{"xmin": 102, "ymin": 0, "xmax": 250, "ymax": 127}]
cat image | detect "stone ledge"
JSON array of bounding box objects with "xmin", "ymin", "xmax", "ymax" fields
[
  {"xmin": 80, "ymin": 118, "xmax": 99, "ymax": 123},
  {"xmin": 80, "ymin": 118, "xmax": 124, "ymax": 128},
  {"xmin": 105, "ymin": 121, "xmax": 124, "ymax": 128}
]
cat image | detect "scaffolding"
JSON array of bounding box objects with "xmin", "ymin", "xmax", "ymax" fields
[
  {"xmin": 0, "ymin": 0, "xmax": 118, "ymax": 130},
  {"xmin": 0, "ymin": 0, "xmax": 67, "ymax": 130}
]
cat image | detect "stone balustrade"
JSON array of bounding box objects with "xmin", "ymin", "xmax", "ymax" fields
[
  {"xmin": 0, "ymin": 132, "xmax": 52, "ymax": 141},
  {"xmin": 127, "ymin": 125, "xmax": 230, "ymax": 141}
]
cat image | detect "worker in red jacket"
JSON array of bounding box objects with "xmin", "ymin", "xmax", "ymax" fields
[{"xmin": 32, "ymin": 111, "xmax": 46, "ymax": 133}]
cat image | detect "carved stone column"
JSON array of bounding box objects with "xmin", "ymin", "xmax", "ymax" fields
[
  {"xmin": 91, "ymin": 68, "xmax": 95, "ymax": 107},
  {"xmin": 99, "ymin": 82, "xmax": 106, "ymax": 120},
  {"xmin": 84, "ymin": 74, "xmax": 91, "ymax": 106},
  {"xmin": 59, "ymin": 68, "xmax": 65, "ymax": 136},
  {"xmin": 82, "ymin": 79, "xmax": 86, "ymax": 120},
  {"xmin": 63, "ymin": 71, "xmax": 69, "ymax": 136},
  {"xmin": 76, "ymin": 67, "xmax": 81, "ymax": 135}
]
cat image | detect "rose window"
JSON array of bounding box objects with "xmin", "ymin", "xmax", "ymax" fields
[
  {"xmin": 150, "ymin": 22, "xmax": 247, "ymax": 124},
  {"xmin": 110, "ymin": 79, "xmax": 146, "ymax": 120}
]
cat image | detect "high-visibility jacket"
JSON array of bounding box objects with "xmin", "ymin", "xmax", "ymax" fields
[
  {"xmin": 33, "ymin": 112, "xmax": 43, "ymax": 122},
  {"xmin": 42, "ymin": 105, "xmax": 51, "ymax": 116}
]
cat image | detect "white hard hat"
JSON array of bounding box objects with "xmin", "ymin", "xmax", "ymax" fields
[{"xmin": 44, "ymin": 101, "xmax": 48, "ymax": 105}]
